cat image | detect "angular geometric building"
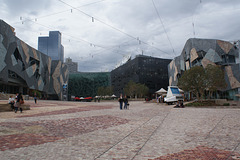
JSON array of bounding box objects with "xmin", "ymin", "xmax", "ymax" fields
[
  {"xmin": 111, "ymin": 55, "xmax": 172, "ymax": 97},
  {"xmin": 0, "ymin": 19, "xmax": 68, "ymax": 100},
  {"xmin": 168, "ymin": 38, "xmax": 240, "ymax": 100}
]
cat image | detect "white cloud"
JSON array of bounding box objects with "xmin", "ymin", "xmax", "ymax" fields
[{"xmin": 1, "ymin": 0, "xmax": 240, "ymax": 72}]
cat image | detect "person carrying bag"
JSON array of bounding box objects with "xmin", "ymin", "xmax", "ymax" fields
[{"xmin": 15, "ymin": 93, "xmax": 24, "ymax": 113}]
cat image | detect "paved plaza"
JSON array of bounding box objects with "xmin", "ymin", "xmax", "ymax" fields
[{"xmin": 0, "ymin": 100, "xmax": 240, "ymax": 160}]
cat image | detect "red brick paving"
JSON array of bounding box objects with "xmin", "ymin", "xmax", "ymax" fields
[
  {"xmin": 17, "ymin": 105, "xmax": 113, "ymax": 118},
  {"xmin": 1, "ymin": 115, "xmax": 129, "ymax": 137},
  {"xmin": 0, "ymin": 133, "xmax": 64, "ymax": 151},
  {"xmin": 150, "ymin": 146, "xmax": 240, "ymax": 160},
  {"xmin": 1, "ymin": 101, "xmax": 240, "ymax": 159},
  {"xmin": 29, "ymin": 102, "xmax": 77, "ymax": 107},
  {"xmin": 0, "ymin": 115, "xmax": 129, "ymax": 151}
]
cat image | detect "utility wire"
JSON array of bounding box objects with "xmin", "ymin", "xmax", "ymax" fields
[
  {"xmin": 78, "ymin": 0, "xmax": 107, "ymax": 7},
  {"xmin": 38, "ymin": 0, "xmax": 107, "ymax": 19},
  {"xmin": 16, "ymin": 0, "xmax": 170, "ymax": 62},
  {"xmin": 20, "ymin": 17, "xmax": 105, "ymax": 49},
  {"xmin": 57, "ymin": 0, "xmax": 169, "ymax": 55},
  {"xmin": 19, "ymin": 17, "xmax": 145, "ymax": 62},
  {"xmin": 18, "ymin": 0, "xmax": 169, "ymax": 55},
  {"xmin": 151, "ymin": 0, "xmax": 175, "ymax": 55},
  {"xmin": 191, "ymin": 0, "xmax": 202, "ymax": 38},
  {"xmin": 75, "ymin": 38, "xmax": 136, "ymax": 61},
  {"xmin": 58, "ymin": 0, "xmax": 136, "ymax": 39},
  {"xmin": 14, "ymin": 0, "xmax": 107, "ymax": 25},
  {"xmin": 37, "ymin": 9, "xmax": 70, "ymax": 20}
]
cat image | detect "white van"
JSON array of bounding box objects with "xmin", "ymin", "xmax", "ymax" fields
[{"xmin": 164, "ymin": 86, "xmax": 183, "ymax": 104}]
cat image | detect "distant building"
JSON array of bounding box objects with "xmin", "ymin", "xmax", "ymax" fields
[
  {"xmin": 38, "ymin": 31, "xmax": 64, "ymax": 62},
  {"xmin": 111, "ymin": 55, "xmax": 172, "ymax": 96},
  {"xmin": 68, "ymin": 72, "xmax": 111, "ymax": 98},
  {"xmin": 65, "ymin": 57, "xmax": 78, "ymax": 73},
  {"xmin": 168, "ymin": 38, "xmax": 240, "ymax": 100}
]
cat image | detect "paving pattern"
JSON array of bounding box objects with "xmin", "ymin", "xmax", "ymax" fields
[
  {"xmin": 150, "ymin": 146, "xmax": 240, "ymax": 160},
  {"xmin": 0, "ymin": 100, "xmax": 240, "ymax": 160}
]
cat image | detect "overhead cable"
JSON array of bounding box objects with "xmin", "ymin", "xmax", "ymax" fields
[
  {"xmin": 151, "ymin": 0, "xmax": 175, "ymax": 55},
  {"xmin": 58, "ymin": 0, "xmax": 169, "ymax": 55}
]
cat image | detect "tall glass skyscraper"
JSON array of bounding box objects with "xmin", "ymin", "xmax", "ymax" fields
[{"xmin": 38, "ymin": 31, "xmax": 64, "ymax": 62}]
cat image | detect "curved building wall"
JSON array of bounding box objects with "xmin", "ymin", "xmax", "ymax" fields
[{"xmin": 0, "ymin": 20, "xmax": 68, "ymax": 100}]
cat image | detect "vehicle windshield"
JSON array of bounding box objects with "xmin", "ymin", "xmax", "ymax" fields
[{"xmin": 170, "ymin": 87, "xmax": 180, "ymax": 94}]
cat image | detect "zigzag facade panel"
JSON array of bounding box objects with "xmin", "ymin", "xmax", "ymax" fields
[
  {"xmin": 168, "ymin": 38, "xmax": 240, "ymax": 100},
  {"xmin": 0, "ymin": 20, "xmax": 68, "ymax": 100}
]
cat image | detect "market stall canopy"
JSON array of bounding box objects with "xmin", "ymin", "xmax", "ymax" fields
[
  {"xmin": 235, "ymin": 94, "xmax": 240, "ymax": 97},
  {"xmin": 111, "ymin": 94, "xmax": 117, "ymax": 98},
  {"xmin": 155, "ymin": 88, "xmax": 167, "ymax": 94}
]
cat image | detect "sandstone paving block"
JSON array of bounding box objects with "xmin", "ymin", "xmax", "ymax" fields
[
  {"xmin": 133, "ymin": 108, "xmax": 240, "ymax": 160},
  {"xmin": 96, "ymin": 113, "xmax": 169, "ymax": 159},
  {"xmin": 0, "ymin": 101, "xmax": 240, "ymax": 160}
]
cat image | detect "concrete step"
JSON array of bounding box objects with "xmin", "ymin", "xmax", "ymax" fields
[{"xmin": 0, "ymin": 103, "xmax": 30, "ymax": 112}]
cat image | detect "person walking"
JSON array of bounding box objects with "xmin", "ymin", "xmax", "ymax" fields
[
  {"xmin": 8, "ymin": 96, "xmax": 15, "ymax": 111},
  {"xmin": 123, "ymin": 95, "xmax": 129, "ymax": 109},
  {"xmin": 118, "ymin": 94, "xmax": 123, "ymax": 110},
  {"xmin": 15, "ymin": 93, "xmax": 24, "ymax": 113},
  {"xmin": 34, "ymin": 93, "xmax": 37, "ymax": 104}
]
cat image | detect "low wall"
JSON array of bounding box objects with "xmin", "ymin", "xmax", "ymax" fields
[
  {"xmin": 215, "ymin": 99, "xmax": 228, "ymax": 105},
  {"xmin": 0, "ymin": 100, "xmax": 30, "ymax": 112},
  {"xmin": 0, "ymin": 93, "xmax": 33, "ymax": 100}
]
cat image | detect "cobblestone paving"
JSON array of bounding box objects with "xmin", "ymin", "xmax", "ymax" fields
[
  {"xmin": 17, "ymin": 105, "xmax": 113, "ymax": 118},
  {"xmin": 0, "ymin": 100, "xmax": 239, "ymax": 160},
  {"xmin": 150, "ymin": 146, "xmax": 240, "ymax": 160}
]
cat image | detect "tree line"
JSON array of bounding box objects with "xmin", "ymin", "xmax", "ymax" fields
[
  {"xmin": 97, "ymin": 80, "xmax": 149, "ymax": 98},
  {"xmin": 178, "ymin": 64, "xmax": 226, "ymax": 100}
]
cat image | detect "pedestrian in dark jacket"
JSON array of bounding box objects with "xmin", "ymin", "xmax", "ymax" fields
[
  {"xmin": 123, "ymin": 95, "xmax": 129, "ymax": 109},
  {"xmin": 15, "ymin": 93, "xmax": 23, "ymax": 113},
  {"xmin": 34, "ymin": 93, "xmax": 37, "ymax": 104},
  {"xmin": 118, "ymin": 94, "xmax": 123, "ymax": 110}
]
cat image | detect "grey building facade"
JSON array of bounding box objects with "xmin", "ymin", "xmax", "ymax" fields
[
  {"xmin": 38, "ymin": 31, "xmax": 64, "ymax": 62},
  {"xmin": 0, "ymin": 20, "xmax": 68, "ymax": 100},
  {"xmin": 168, "ymin": 38, "xmax": 240, "ymax": 100},
  {"xmin": 111, "ymin": 55, "xmax": 172, "ymax": 96}
]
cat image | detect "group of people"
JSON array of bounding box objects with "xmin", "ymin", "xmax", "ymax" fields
[
  {"xmin": 157, "ymin": 95, "xmax": 164, "ymax": 103},
  {"xmin": 8, "ymin": 93, "xmax": 24, "ymax": 113},
  {"xmin": 174, "ymin": 100, "xmax": 184, "ymax": 108},
  {"xmin": 118, "ymin": 94, "xmax": 129, "ymax": 110}
]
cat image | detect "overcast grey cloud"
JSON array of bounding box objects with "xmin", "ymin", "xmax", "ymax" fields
[{"xmin": 1, "ymin": 0, "xmax": 240, "ymax": 72}]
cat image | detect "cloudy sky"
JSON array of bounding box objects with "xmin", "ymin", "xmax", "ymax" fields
[{"xmin": 1, "ymin": 0, "xmax": 240, "ymax": 72}]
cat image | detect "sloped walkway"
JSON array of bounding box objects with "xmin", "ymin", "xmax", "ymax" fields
[{"xmin": 0, "ymin": 100, "xmax": 239, "ymax": 160}]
